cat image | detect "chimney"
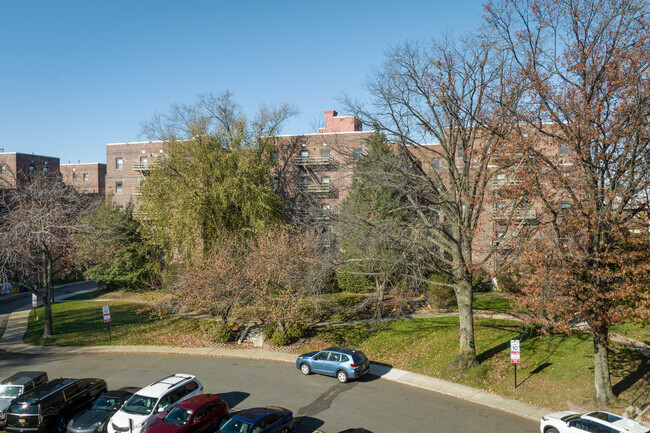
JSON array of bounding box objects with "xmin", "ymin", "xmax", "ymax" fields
[{"xmin": 318, "ymin": 110, "xmax": 361, "ymax": 133}]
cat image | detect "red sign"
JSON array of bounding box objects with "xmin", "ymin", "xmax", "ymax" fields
[
  {"xmin": 32, "ymin": 294, "xmax": 37, "ymax": 308},
  {"xmin": 102, "ymin": 305, "xmax": 111, "ymax": 323}
]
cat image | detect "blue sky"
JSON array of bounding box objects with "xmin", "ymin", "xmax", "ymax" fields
[{"xmin": 0, "ymin": 0, "xmax": 486, "ymax": 164}]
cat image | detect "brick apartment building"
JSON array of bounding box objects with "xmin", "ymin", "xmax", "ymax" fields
[
  {"xmin": 0, "ymin": 152, "xmax": 60, "ymax": 189},
  {"xmin": 105, "ymin": 141, "xmax": 165, "ymax": 208},
  {"xmin": 60, "ymin": 163, "xmax": 107, "ymax": 196}
]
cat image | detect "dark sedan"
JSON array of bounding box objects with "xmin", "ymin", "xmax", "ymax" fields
[
  {"xmin": 141, "ymin": 394, "xmax": 229, "ymax": 433},
  {"xmin": 218, "ymin": 407, "xmax": 293, "ymax": 433},
  {"xmin": 67, "ymin": 388, "xmax": 137, "ymax": 433}
]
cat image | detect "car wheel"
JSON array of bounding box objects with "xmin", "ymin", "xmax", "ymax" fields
[
  {"xmin": 545, "ymin": 429, "xmax": 559, "ymax": 433},
  {"xmin": 337, "ymin": 370, "xmax": 348, "ymax": 383},
  {"xmin": 55, "ymin": 417, "xmax": 67, "ymax": 433},
  {"xmin": 280, "ymin": 428, "xmax": 290, "ymax": 433},
  {"xmin": 300, "ymin": 363, "xmax": 311, "ymax": 375}
]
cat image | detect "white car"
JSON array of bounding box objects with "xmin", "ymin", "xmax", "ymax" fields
[
  {"xmin": 107, "ymin": 374, "xmax": 203, "ymax": 433},
  {"xmin": 541, "ymin": 411, "xmax": 649, "ymax": 433}
]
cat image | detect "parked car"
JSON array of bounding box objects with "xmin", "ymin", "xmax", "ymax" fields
[
  {"xmin": 67, "ymin": 388, "xmax": 138, "ymax": 433},
  {"xmin": 218, "ymin": 407, "xmax": 293, "ymax": 433},
  {"xmin": 141, "ymin": 394, "xmax": 229, "ymax": 433},
  {"xmin": 107, "ymin": 374, "xmax": 203, "ymax": 433},
  {"xmin": 540, "ymin": 411, "xmax": 650, "ymax": 433},
  {"xmin": 296, "ymin": 346, "xmax": 370, "ymax": 383},
  {"xmin": 0, "ymin": 372, "xmax": 49, "ymax": 427},
  {"xmin": 0, "ymin": 283, "xmax": 13, "ymax": 295},
  {"xmin": 5, "ymin": 378, "xmax": 107, "ymax": 433}
]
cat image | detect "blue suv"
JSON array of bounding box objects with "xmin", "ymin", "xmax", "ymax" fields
[{"xmin": 296, "ymin": 347, "xmax": 370, "ymax": 383}]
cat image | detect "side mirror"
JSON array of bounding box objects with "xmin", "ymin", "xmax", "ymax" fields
[{"xmin": 156, "ymin": 407, "xmax": 165, "ymax": 413}]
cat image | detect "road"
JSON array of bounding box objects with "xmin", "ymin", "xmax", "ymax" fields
[{"xmin": 0, "ymin": 282, "xmax": 539, "ymax": 433}]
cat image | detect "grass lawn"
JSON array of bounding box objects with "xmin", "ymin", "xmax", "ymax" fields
[
  {"xmin": 472, "ymin": 293, "xmax": 514, "ymax": 312},
  {"xmin": 611, "ymin": 322, "xmax": 649, "ymax": 344},
  {"xmin": 300, "ymin": 317, "xmax": 649, "ymax": 411},
  {"xmin": 25, "ymin": 301, "xmax": 205, "ymax": 347}
]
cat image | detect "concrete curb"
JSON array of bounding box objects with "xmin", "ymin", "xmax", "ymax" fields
[{"xmin": 1, "ymin": 294, "xmax": 550, "ymax": 423}]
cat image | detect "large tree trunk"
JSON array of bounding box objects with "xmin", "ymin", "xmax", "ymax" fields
[
  {"xmin": 42, "ymin": 254, "xmax": 54, "ymax": 338},
  {"xmin": 593, "ymin": 325, "xmax": 615, "ymax": 405},
  {"xmin": 451, "ymin": 279, "xmax": 479, "ymax": 369}
]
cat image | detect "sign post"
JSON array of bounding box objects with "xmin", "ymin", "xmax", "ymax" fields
[
  {"xmin": 510, "ymin": 339, "xmax": 520, "ymax": 389},
  {"xmin": 102, "ymin": 305, "xmax": 112, "ymax": 340}
]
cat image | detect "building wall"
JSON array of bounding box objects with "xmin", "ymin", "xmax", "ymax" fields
[
  {"xmin": 105, "ymin": 141, "xmax": 165, "ymax": 208},
  {"xmin": 60, "ymin": 163, "xmax": 107, "ymax": 196},
  {"xmin": 0, "ymin": 153, "xmax": 60, "ymax": 189}
]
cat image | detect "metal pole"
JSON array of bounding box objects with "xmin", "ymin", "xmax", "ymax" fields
[{"xmin": 514, "ymin": 364, "xmax": 517, "ymax": 389}]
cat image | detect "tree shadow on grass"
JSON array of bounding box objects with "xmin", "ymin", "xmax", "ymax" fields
[
  {"xmin": 517, "ymin": 362, "xmax": 553, "ymax": 387},
  {"xmin": 610, "ymin": 347, "xmax": 649, "ymax": 397}
]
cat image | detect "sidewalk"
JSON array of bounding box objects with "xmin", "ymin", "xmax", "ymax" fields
[{"xmin": 0, "ymin": 295, "xmax": 550, "ymax": 423}]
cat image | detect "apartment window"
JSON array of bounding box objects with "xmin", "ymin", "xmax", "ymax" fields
[
  {"xmin": 140, "ymin": 156, "xmax": 148, "ymax": 166},
  {"xmin": 322, "ymin": 204, "xmax": 331, "ymax": 211},
  {"xmin": 458, "ymin": 147, "xmax": 464, "ymax": 158},
  {"xmin": 43, "ymin": 167, "xmax": 48, "ymax": 173},
  {"xmin": 116, "ymin": 158, "xmax": 123, "ymax": 169},
  {"xmin": 558, "ymin": 143, "xmax": 569, "ymax": 156},
  {"xmin": 0, "ymin": 165, "xmax": 5, "ymax": 175},
  {"xmin": 496, "ymin": 173, "xmax": 506, "ymax": 182},
  {"xmin": 270, "ymin": 177, "xmax": 278, "ymax": 191},
  {"xmin": 496, "ymin": 231, "xmax": 506, "ymax": 238},
  {"xmin": 432, "ymin": 158, "xmax": 440, "ymax": 169},
  {"xmin": 72, "ymin": 172, "xmax": 76, "ymax": 180},
  {"xmin": 28, "ymin": 165, "xmax": 35, "ymax": 172},
  {"xmin": 561, "ymin": 202, "xmax": 571, "ymax": 209},
  {"xmin": 115, "ymin": 182, "xmax": 123, "ymax": 194},
  {"xmin": 82, "ymin": 173, "xmax": 89, "ymax": 182},
  {"xmin": 495, "ymin": 202, "xmax": 506, "ymax": 211},
  {"xmin": 301, "ymin": 176, "xmax": 309, "ymax": 186},
  {"xmin": 321, "ymin": 176, "xmax": 330, "ymax": 184},
  {"xmin": 321, "ymin": 149, "xmax": 330, "ymax": 159},
  {"xmin": 353, "ymin": 148, "xmax": 362, "ymax": 162},
  {"xmin": 300, "ymin": 150, "xmax": 309, "ymax": 159},
  {"xmin": 271, "ymin": 152, "xmax": 278, "ymax": 165}
]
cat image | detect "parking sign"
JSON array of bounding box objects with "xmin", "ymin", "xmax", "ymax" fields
[
  {"xmin": 510, "ymin": 339, "xmax": 520, "ymax": 363},
  {"xmin": 102, "ymin": 305, "xmax": 111, "ymax": 323}
]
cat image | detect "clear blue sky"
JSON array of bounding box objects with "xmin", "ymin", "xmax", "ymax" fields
[{"xmin": 0, "ymin": 0, "xmax": 486, "ymax": 164}]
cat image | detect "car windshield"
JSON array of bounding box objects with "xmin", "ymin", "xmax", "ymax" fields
[
  {"xmin": 121, "ymin": 395, "xmax": 157, "ymax": 415},
  {"xmin": 164, "ymin": 407, "xmax": 193, "ymax": 426},
  {"xmin": 0, "ymin": 385, "xmax": 22, "ymax": 398},
  {"xmin": 219, "ymin": 418, "xmax": 253, "ymax": 433},
  {"xmin": 92, "ymin": 396, "xmax": 123, "ymax": 411}
]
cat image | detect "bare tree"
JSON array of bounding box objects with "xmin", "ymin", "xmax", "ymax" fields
[
  {"xmin": 344, "ymin": 35, "xmax": 521, "ymax": 369},
  {"xmin": 0, "ymin": 173, "xmax": 99, "ymax": 338}
]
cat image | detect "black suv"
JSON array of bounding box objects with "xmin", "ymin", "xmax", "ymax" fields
[
  {"xmin": 0, "ymin": 372, "xmax": 49, "ymax": 427},
  {"xmin": 5, "ymin": 378, "xmax": 107, "ymax": 433}
]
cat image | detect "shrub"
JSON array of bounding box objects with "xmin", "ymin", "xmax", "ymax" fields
[
  {"xmin": 427, "ymin": 274, "xmax": 455, "ymax": 309},
  {"xmin": 200, "ymin": 321, "xmax": 233, "ymax": 343},
  {"xmin": 336, "ymin": 272, "xmax": 373, "ymax": 293},
  {"xmin": 496, "ymin": 269, "xmax": 521, "ymax": 294},
  {"xmin": 269, "ymin": 324, "xmax": 306, "ymax": 346}
]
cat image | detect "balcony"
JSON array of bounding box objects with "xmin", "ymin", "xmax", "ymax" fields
[
  {"xmin": 294, "ymin": 156, "xmax": 336, "ymax": 169},
  {"xmin": 298, "ymin": 209, "xmax": 332, "ymax": 221},
  {"xmin": 132, "ymin": 161, "xmax": 159, "ymax": 173},
  {"xmin": 492, "ymin": 179, "xmax": 523, "ymax": 189},
  {"xmin": 300, "ymin": 184, "xmax": 333, "ymax": 195},
  {"xmin": 493, "ymin": 207, "xmax": 538, "ymax": 223}
]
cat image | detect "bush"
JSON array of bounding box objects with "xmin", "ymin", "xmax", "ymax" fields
[
  {"xmin": 336, "ymin": 272, "xmax": 373, "ymax": 293},
  {"xmin": 472, "ymin": 268, "xmax": 492, "ymax": 293},
  {"xmin": 427, "ymin": 274, "xmax": 455, "ymax": 309},
  {"xmin": 496, "ymin": 269, "xmax": 521, "ymax": 294},
  {"xmin": 200, "ymin": 321, "xmax": 233, "ymax": 343},
  {"xmin": 269, "ymin": 324, "xmax": 306, "ymax": 346}
]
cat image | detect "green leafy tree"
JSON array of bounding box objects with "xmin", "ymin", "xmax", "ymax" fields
[
  {"xmin": 138, "ymin": 92, "xmax": 294, "ymax": 264},
  {"xmin": 337, "ymin": 132, "xmax": 417, "ymax": 318},
  {"xmin": 78, "ymin": 199, "xmax": 161, "ymax": 290}
]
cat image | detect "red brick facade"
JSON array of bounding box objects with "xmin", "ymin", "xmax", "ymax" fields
[
  {"xmin": 60, "ymin": 163, "xmax": 106, "ymax": 196},
  {"xmin": 0, "ymin": 152, "xmax": 60, "ymax": 189}
]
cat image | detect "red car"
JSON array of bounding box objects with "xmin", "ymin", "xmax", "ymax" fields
[{"xmin": 142, "ymin": 394, "xmax": 229, "ymax": 433}]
